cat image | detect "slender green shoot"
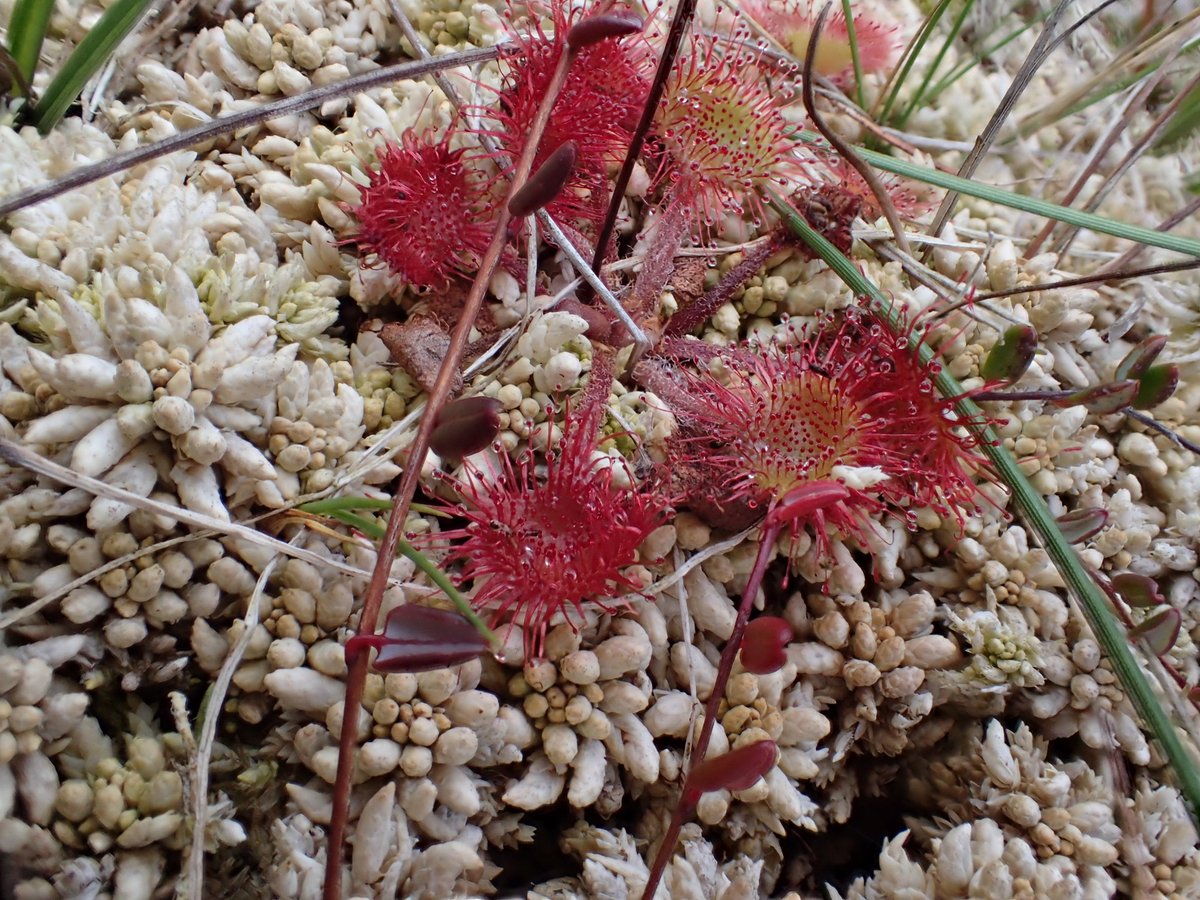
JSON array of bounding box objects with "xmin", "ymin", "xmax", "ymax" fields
[
  {"xmin": 30, "ymin": 0, "xmax": 154, "ymax": 132},
  {"xmin": 922, "ymin": 15, "xmax": 1041, "ymax": 105},
  {"xmin": 6, "ymin": 0, "xmax": 54, "ymax": 86},
  {"xmin": 766, "ymin": 187, "xmax": 1200, "ymax": 830},
  {"xmin": 839, "ymin": 0, "xmax": 865, "ymax": 110},
  {"xmin": 298, "ymin": 495, "xmax": 447, "ymax": 518},
  {"xmin": 1154, "ymin": 76, "xmax": 1200, "ymax": 151},
  {"xmin": 310, "ymin": 506, "xmax": 496, "ymax": 645},
  {"xmin": 875, "ymin": 0, "xmax": 954, "ymax": 125},
  {"xmin": 893, "ymin": 0, "xmax": 974, "ymax": 129},
  {"xmin": 792, "ymin": 130, "xmax": 1200, "ymax": 257}
]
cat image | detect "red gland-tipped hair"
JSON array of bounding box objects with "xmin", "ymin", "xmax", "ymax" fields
[
  {"xmin": 345, "ymin": 128, "xmax": 495, "ymax": 288},
  {"xmin": 477, "ymin": 0, "xmax": 652, "ymax": 231},
  {"xmin": 659, "ymin": 304, "xmax": 992, "ymax": 561},
  {"xmin": 432, "ymin": 396, "xmax": 670, "ymax": 661},
  {"xmin": 652, "ymin": 32, "xmax": 800, "ymax": 233},
  {"xmin": 741, "ymin": 0, "xmax": 900, "ymax": 86}
]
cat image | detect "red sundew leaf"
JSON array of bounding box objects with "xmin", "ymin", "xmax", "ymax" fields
[
  {"xmin": 1054, "ymin": 507, "xmax": 1108, "ymax": 544},
  {"xmin": 1112, "ymin": 572, "xmax": 1165, "ymax": 609},
  {"xmin": 508, "ymin": 140, "xmax": 578, "ymax": 217},
  {"xmin": 740, "ymin": 617, "xmax": 793, "ymax": 674},
  {"xmin": 1115, "ymin": 335, "xmax": 1168, "ymax": 381},
  {"xmin": 566, "ymin": 11, "xmax": 643, "ymax": 49},
  {"xmin": 345, "ymin": 605, "xmax": 489, "ymax": 673},
  {"xmin": 981, "ymin": 325, "xmax": 1038, "ymax": 384},
  {"xmin": 1131, "ymin": 606, "xmax": 1182, "ymax": 656},
  {"xmin": 1132, "ymin": 364, "xmax": 1179, "ymax": 410},
  {"xmin": 685, "ymin": 740, "xmax": 778, "ymax": 798},
  {"xmin": 431, "ymin": 396, "xmax": 503, "ymax": 459}
]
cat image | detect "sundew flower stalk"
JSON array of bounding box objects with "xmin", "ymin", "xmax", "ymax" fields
[
  {"xmin": 478, "ymin": 0, "xmax": 652, "ymax": 231},
  {"xmin": 641, "ymin": 304, "xmax": 993, "ymax": 896}
]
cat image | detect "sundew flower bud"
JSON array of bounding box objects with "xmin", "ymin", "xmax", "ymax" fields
[
  {"xmin": 346, "ymin": 128, "xmax": 494, "ymax": 288},
  {"xmin": 741, "ymin": 0, "xmax": 900, "ymax": 86},
  {"xmin": 663, "ymin": 305, "xmax": 991, "ymax": 559},
  {"xmin": 433, "ymin": 402, "xmax": 670, "ymax": 660},
  {"xmin": 653, "ymin": 33, "xmax": 800, "ymax": 232},
  {"xmin": 479, "ymin": 0, "xmax": 652, "ymax": 230}
]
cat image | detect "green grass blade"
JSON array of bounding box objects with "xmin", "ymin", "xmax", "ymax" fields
[
  {"xmin": 792, "ymin": 131, "xmax": 1200, "ymax": 257},
  {"xmin": 839, "ymin": 0, "xmax": 865, "ymax": 110},
  {"xmin": 30, "ymin": 0, "xmax": 154, "ymax": 133},
  {"xmin": 6, "ymin": 0, "xmax": 54, "ymax": 84},
  {"xmin": 875, "ymin": 0, "xmax": 954, "ymax": 125},
  {"xmin": 894, "ymin": 0, "xmax": 974, "ymax": 128},
  {"xmin": 302, "ymin": 505, "xmax": 497, "ymax": 646},
  {"xmin": 1154, "ymin": 76, "xmax": 1200, "ymax": 151},
  {"xmin": 767, "ymin": 187, "xmax": 1200, "ymax": 829},
  {"xmin": 923, "ymin": 15, "xmax": 1041, "ymax": 106}
]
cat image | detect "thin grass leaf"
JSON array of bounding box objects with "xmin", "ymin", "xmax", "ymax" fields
[
  {"xmin": 874, "ymin": 0, "xmax": 954, "ymax": 125},
  {"xmin": 793, "ymin": 131, "xmax": 1200, "ymax": 258},
  {"xmin": 1154, "ymin": 77, "xmax": 1200, "ymax": 150},
  {"xmin": 923, "ymin": 15, "xmax": 1043, "ymax": 105},
  {"xmin": 6, "ymin": 0, "xmax": 54, "ymax": 84},
  {"xmin": 893, "ymin": 0, "xmax": 974, "ymax": 129},
  {"xmin": 30, "ymin": 0, "xmax": 156, "ymax": 132},
  {"xmin": 316, "ymin": 508, "xmax": 498, "ymax": 647},
  {"xmin": 767, "ymin": 187, "xmax": 1200, "ymax": 830},
  {"xmin": 839, "ymin": 0, "xmax": 865, "ymax": 110}
]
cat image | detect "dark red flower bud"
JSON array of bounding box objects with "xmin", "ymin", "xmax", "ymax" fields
[
  {"xmin": 431, "ymin": 396, "xmax": 503, "ymax": 459},
  {"xmin": 345, "ymin": 605, "xmax": 488, "ymax": 673},
  {"xmin": 1132, "ymin": 364, "xmax": 1179, "ymax": 410},
  {"xmin": 1115, "ymin": 335, "xmax": 1167, "ymax": 380},
  {"xmin": 1051, "ymin": 381, "xmax": 1138, "ymax": 414},
  {"xmin": 1131, "ymin": 606, "xmax": 1181, "ymax": 656},
  {"xmin": 981, "ymin": 325, "xmax": 1037, "ymax": 384},
  {"xmin": 1054, "ymin": 507, "xmax": 1108, "ymax": 544},
  {"xmin": 740, "ymin": 617, "xmax": 793, "ymax": 674},
  {"xmin": 566, "ymin": 11, "xmax": 644, "ymax": 49},
  {"xmin": 684, "ymin": 739, "xmax": 778, "ymax": 799},
  {"xmin": 508, "ymin": 141, "xmax": 578, "ymax": 217},
  {"xmin": 1112, "ymin": 572, "xmax": 1164, "ymax": 609}
]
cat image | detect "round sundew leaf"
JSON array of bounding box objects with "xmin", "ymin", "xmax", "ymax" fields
[
  {"xmin": 684, "ymin": 739, "xmax": 778, "ymax": 798},
  {"xmin": 1131, "ymin": 606, "xmax": 1182, "ymax": 656},
  {"xmin": 981, "ymin": 324, "xmax": 1037, "ymax": 384},
  {"xmin": 1054, "ymin": 507, "xmax": 1108, "ymax": 544},
  {"xmin": 740, "ymin": 617, "xmax": 793, "ymax": 674}
]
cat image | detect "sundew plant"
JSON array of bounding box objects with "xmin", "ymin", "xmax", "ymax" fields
[{"xmin": 2, "ymin": 0, "xmax": 1200, "ymax": 898}]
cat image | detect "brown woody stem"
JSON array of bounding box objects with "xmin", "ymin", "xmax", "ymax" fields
[
  {"xmin": 641, "ymin": 518, "xmax": 784, "ymax": 899},
  {"xmin": 320, "ymin": 43, "xmax": 580, "ymax": 900}
]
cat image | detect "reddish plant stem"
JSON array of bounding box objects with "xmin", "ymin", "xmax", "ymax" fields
[
  {"xmin": 321, "ymin": 46, "xmax": 580, "ymax": 900},
  {"xmin": 590, "ymin": 0, "xmax": 698, "ymax": 273},
  {"xmin": 641, "ymin": 519, "xmax": 784, "ymax": 900}
]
